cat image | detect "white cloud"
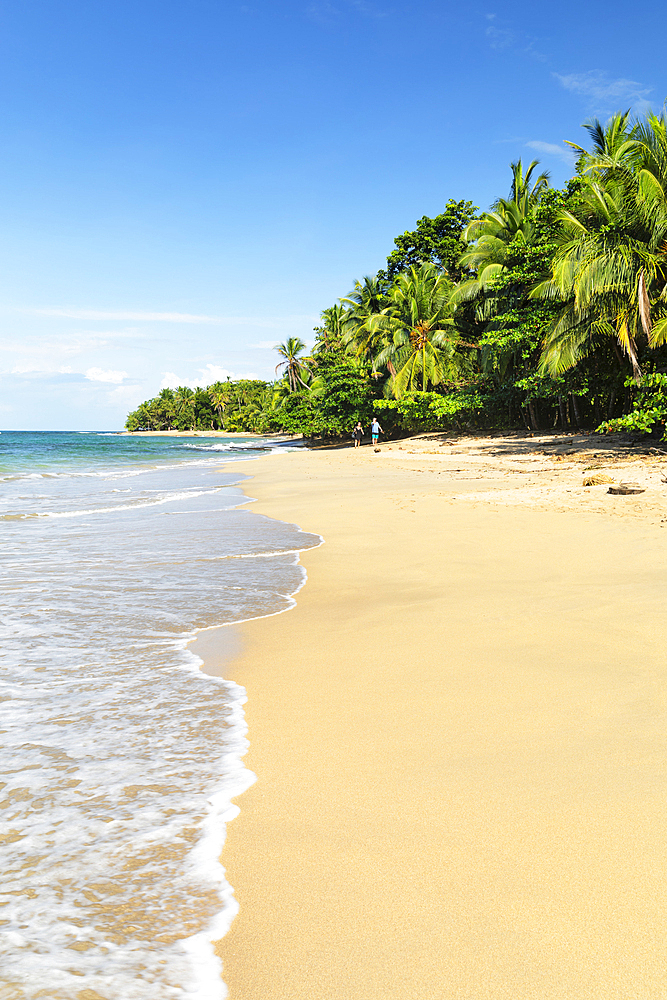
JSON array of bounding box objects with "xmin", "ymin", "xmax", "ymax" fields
[
  {"xmin": 16, "ymin": 308, "xmax": 319, "ymax": 328},
  {"xmin": 160, "ymin": 364, "xmax": 260, "ymax": 390},
  {"xmin": 23, "ymin": 308, "xmax": 224, "ymax": 324},
  {"xmin": 199, "ymin": 364, "xmax": 261, "ymax": 382},
  {"xmin": 3, "ymin": 364, "xmax": 132, "ymax": 386},
  {"xmin": 0, "ymin": 333, "xmax": 154, "ymax": 368},
  {"xmin": 160, "ymin": 372, "xmax": 200, "ymax": 390},
  {"xmin": 249, "ymin": 340, "xmax": 278, "ymax": 350},
  {"xmin": 554, "ymin": 71, "xmax": 652, "ymax": 113},
  {"xmin": 109, "ymin": 384, "xmax": 143, "ymax": 399},
  {"xmin": 526, "ymin": 140, "xmax": 576, "ymax": 166},
  {"xmin": 85, "ymin": 367, "xmax": 128, "ymax": 384},
  {"xmin": 11, "ymin": 364, "xmax": 73, "ymax": 375}
]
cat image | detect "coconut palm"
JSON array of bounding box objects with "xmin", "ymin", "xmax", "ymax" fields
[
  {"xmin": 373, "ymin": 263, "xmax": 466, "ymax": 396},
  {"xmin": 535, "ymin": 112, "xmax": 667, "ymax": 382},
  {"xmin": 237, "ymin": 384, "xmax": 280, "ymax": 431},
  {"xmin": 173, "ymin": 386, "xmax": 196, "ymax": 429},
  {"xmin": 340, "ymin": 275, "xmax": 389, "ymax": 365},
  {"xmin": 274, "ymin": 337, "xmax": 312, "ymax": 391},
  {"xmin": 209, "ymin": 381, "xmax": 232, "ymax": 428},
  {"xmin": 154, "ymin": 388, "xmax": 176, "ymax": 429},
  {"xmin": 454, "ymin": 160, "xmax": 550, "ymax": 316},
  {"xmin": 317, "ymin": 304, "xmax": 351, "ymax": 353}
]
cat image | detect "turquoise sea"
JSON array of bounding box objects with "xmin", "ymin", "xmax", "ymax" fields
[{"xmin": 0, "ymin": 432, "xmax": 320, "ymax": 999}]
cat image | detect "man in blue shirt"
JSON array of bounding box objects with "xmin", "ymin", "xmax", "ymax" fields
[{"xmin": 370, "ymin": 416, "xmax": 383, "ymax": 445}]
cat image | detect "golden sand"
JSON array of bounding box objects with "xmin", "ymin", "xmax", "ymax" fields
[{"xmin": 194, "ymin": 436, "xmax": 667, "ymax": 999}]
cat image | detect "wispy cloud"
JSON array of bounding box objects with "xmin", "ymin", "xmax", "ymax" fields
[
  {"xmin": 483, "ymin": 12, "xmax": 545, "ymax": 58},
  {"xmin": 347, "ymin": 0, "xmax": 387, "ymax": 17},
  {"xmin": 11, "ymin": 364, "xmax": 75, "ymax": 376},
  {"xmin": 20, "ymin": 308, "xmax": 227, "ymax": 324},
  {"xmin": 526, "ymin": 140, "xmax": 576, "ymax": 167},
  {"xmin": 0, "ymin": 334, "xmax": 131, "ymax": 357},
  {"xmin": 3, "ymin": 368, "xmax": 88, "ymax": 384},
  {"xmin": 85, "ymin": 367, "xmax": 128, "ymax": 384},
  {"xmin": 3, "ymin": 364, "xmax": 136, "ymax": 386},
  {"xmin": 486, "ymin": 24, "xmax": 514, "ymax": 50},
  {"xmin": 15, "ymin": 308, "xmax": 318, "ymax": 328},
  {"xmin": 554, "ymin": 71, "xmax": 653, "ymax": 114},
  {"xmin": 306, "ymin": 0, "xmax": 387, "ymax": 24}
]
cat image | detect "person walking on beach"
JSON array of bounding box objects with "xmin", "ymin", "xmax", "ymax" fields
[
  {"xmin": 370, "ymin": 415, "xmax": 383, "ymax": 446},
  {"xmin": 352, "ymin": 421, "xmax": 364, "ymax": 448}
]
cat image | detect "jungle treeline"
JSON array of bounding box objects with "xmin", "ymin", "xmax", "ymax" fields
[{"xmin": 126, "ymin": 110, "xmax": 667, "ymax": 440}]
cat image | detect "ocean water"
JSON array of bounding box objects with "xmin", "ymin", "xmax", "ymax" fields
[{"xmin": 0, "ymin": 432, "xmax": 320, "ymax": 1000}]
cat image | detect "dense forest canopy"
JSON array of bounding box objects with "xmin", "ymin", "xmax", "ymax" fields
[{"xmin": 126, "ymin": 109, "xmax": 667, "ymax": 440}]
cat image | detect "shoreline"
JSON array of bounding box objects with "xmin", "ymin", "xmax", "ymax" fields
[
  {"xmin": 195, "ymin": 439, "xmax": 667, "ymax": 998},
  {"xmin": 118, "ymin": 429, "xmax": 299, "ymax": 438}
]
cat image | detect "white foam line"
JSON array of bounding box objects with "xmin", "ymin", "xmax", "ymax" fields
[
  {"xmin": 39, "ymin": 489, "xmax": 225, "ymax": 518},
  {"xmin": 207, "ymin": 547, "xmax": 311, "ymax": 560},
  {"xmin": 178, "ymin": 518, "xmax": 324, "ymax": 998},
  {"xmin": 0, "ymin": 454, "xmax": 261, "ymax": 484},
  {"xmin": 173, "ymin": 653, "xmax": 255, "ymax": 1000}
]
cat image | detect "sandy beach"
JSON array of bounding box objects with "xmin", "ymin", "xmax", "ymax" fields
[{"xmin": 195, "ymin": 433, "xmax": 667, "ymax": 999}]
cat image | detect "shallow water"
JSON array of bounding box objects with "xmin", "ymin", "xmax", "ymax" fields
[{"xmin": 0, "ymin": 432, "xmax": 320, "ymax": 999}]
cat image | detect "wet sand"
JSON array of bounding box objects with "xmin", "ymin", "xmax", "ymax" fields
[{"xmin": 197, "ymin": 437, "xmax": 667, "ymax": 999}]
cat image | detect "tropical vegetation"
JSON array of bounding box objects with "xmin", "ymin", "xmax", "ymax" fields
[{"xmin": 126, "ymin": 107, "xmax": 667, "ymax": 441}]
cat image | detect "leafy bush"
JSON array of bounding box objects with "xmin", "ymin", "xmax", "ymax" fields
[{"xmin": 596, "ymin": 373, "xmax": 667, "ymax": 437}]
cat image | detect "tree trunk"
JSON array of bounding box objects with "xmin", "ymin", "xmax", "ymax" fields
[
  {"xmin": 594, "ymin": 396, "xmax": 601, "ymax": 425},
  {"xmin": 624, "ymin": 387, "xmax": 632, "ymax": 414},
  {"xmin": 521, "ymin": 405, "xmax": 531, "ymax": 431},
  {"xmin": 570, "ymin": 393, "xmax": 582, "ymax": 430},
  {"xmin": 527, "ymin": 398, "xmax": 540, "ymax": 431},
  {"xmin": 558, "ymin": 394, "xmax": 568, "ymax": 430},
  {"xmin": 607, "ymin": 390, "xmax": 616, "ymax": 419}
]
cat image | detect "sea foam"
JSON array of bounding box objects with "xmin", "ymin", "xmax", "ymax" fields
[{"xmin": 0, "ymin": 435, "xmax": 320, "ymax": 998}]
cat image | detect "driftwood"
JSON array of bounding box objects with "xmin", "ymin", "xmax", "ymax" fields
[{"xmin": 608, "ymin": 482, "xmax": 645, "ymax": 495}]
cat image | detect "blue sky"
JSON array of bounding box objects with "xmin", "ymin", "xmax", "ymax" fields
[{"xmin": 0, "ymin": 0, "xmax": 663, "ymax": 429}]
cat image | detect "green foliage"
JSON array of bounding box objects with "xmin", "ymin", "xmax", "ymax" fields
[
  {"xmin": 536, "ymin": 112, "xmax": 667, "ymax": 383},
  {"xmin": 384, "ymin": 199, "xmax": 478, "ymax": 282},
  {"xmin": 373, "ymin": 263, "xmax": 469, "ymax": 396},
  {"xmin": 597, "ymin": 372, "xmax": 667, "ymax": 436},
  {"xmin": 373, "ymin": 383, "xmax": 493, "ymax": 433},
  {"xmin": 125, "ymin": 379, "xmax": 278, "ymax": 433},
  {"xmin": 310, "ymin": 356, "xmax": 377, "ymax": 435},
  {"xmin": 274, "ymin": 337, "xmax": 311, "ymax": 391},
  {"xmin": 130, "ymin": 111, "xmax": 667, "ymax": 441},
  {"xmin": 598, "ymin": 409, "xmax": 663, "ymax": 435}
]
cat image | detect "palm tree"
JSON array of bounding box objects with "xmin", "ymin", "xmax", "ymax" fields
[
  {"xmin": 454, "ymin": 159, "xmax": 550, "ymax": 316},
  {"xmin": 209, "ymin": 381, "xmax": 232, "ymax": 428},
  {"xmin": 274, "ymin": 337, "xmax": 312, "ymax": 391},
  {"xmin": 535, "ymin": 112, "xmax": 667, "ymax": 382},
  {"xmin": 155, "ymin": 388, "xmax": 176, "ymax": 429},
  {"xmin": 241, "ymin": 384, "xmax": 280, "ymax": 431},
  {"xmin": 318, "ymin": 304, "xmax": 350, "ymax": 352},
  {"xmin": 340, "ymin": 275, "xmax": 389, "ymax": 365},
  {"xmin": 506, "ymin": 158, "xmax": 550, "ymax": 210},
  {"xmin": 174, "ymin": 386, "xmax": 195, "ymax": 429},
  {"xmin": 373, "ymin": 263, "xmax": 466, "ymax": 396}
]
